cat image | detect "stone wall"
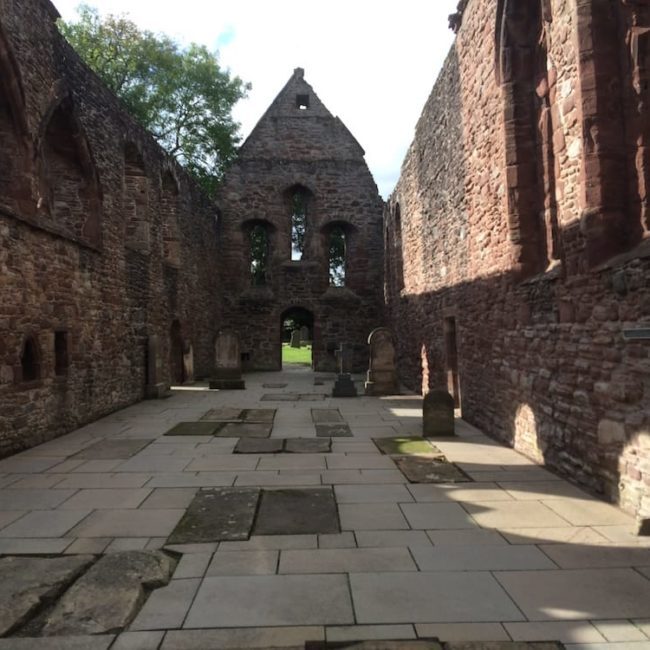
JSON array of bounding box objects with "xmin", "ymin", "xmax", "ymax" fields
[
  {"xmin": 386, "ymin": 0, "xmax": 650, "ymax": 520},
  {"xmin": 217, "ymin": 69, "xmax": 384, "ymax": 372},
  {"xmin": 0, "ymin": 0, "xmax": 221, "ymax": 455}
]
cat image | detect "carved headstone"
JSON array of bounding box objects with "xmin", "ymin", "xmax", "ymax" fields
[
  {"xmin": 145, "ymin": 335, "xmax": 170, "ymax": 399},
  {"xmin": 183, "ymin": 343, "xmax": 194, "ymax": 384},
  {"xmin": 209, "ymin": 330, "xmax": 245, "ymax": 389},
  {"xmin": 290, "ymin": 330, "xmax": 301, "ymax": 348},
  {"xmin": 423, "ymin": 390, "xmax": 455, "ymax": 437},
  {"xmin": 299, "ymin": 326, "xmax": 309, "ymax": 344},
  {"xmin": 364, "ymin": 327, "xmax": 398, "ymax": 396},
  {"xmin": 332, "ymin": 343, "xmax": 357, "ymax": 397}
]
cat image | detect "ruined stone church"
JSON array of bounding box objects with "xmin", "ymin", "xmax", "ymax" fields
[{"xmin": 1, "ymin": 0, "xmax": 648, "ymax": 527}]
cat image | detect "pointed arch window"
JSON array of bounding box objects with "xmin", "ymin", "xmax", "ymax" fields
[
  {"xmin": 250, "ymin": 224, "xmax": 269, "ymax": 286},
  {"xmin": 290, "ymin": 188, "xmax": 308, "ymax": 260},
  {"xmin": 328, "ymin": 226, "xmax": 346, "ymax": 287}
]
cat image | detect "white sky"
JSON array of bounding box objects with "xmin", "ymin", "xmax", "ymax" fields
[{"xmin": 51, "ymin": 0, "xmax": 458, "ymax": 198}]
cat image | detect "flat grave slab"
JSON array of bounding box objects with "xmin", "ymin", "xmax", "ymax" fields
[
  {"xmin": 316, "ymin": 423, "xmax": 353, "ymax": 438},
  {"xmin": 262, "ymin": 383, "xmax": 288, "ymax": 388},
  {"xmin": 285, "ymin": 438, "xmax": 332, "ymax": 454},
  {"xmin": 393, "ymin": 457, "xmax": 472, "ymax": 483},
  {"xmin": 164, "ymin": 422, "xmax": 221, "ymax": 436},
  {"xmin": 241, "ymin": 409, "xmax": 276, "ymax": 422},
  {"xmin": 373, "ymin": 437, "xmax": 444, "ymax": 457},
  {"xmin": 235, "ymin": 438, "xmax": 284, "ymax": 454},
  {"xmin": 167, "ymin": 488, "xmax": 260, "ymax": 544},
  {"xmin": 311, "ymin": 409, "xmax": 344, "ymax": 423},
  {"xmin": 200, "ymin": 408, "xmax": 243, "ymax": 421},
  {"xmin": 261, "ymin": 394, "xmax": 300, "ymax": 402},
  {"xmin": 253, "ymin": 488, "xmax": 340, "ymax": 535},
  {"xmin": 72, "ymin": 439, "xmax": 153, "ymax": 460},
  {"xmin": 215, "ymin": 422, "xmax": 273, "ymax": 439}
]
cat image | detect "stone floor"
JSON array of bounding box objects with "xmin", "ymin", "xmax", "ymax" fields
[{"xmin": 0, "ymin": 367, "xmax": 649, "ymax": 649}]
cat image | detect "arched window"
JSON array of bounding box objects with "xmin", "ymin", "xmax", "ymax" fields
[
  {"xmin": 290, "ymin": 187, "xmax": 309, "ymax": 260},
  {"xmin": 20, "ymin": 336, "xmax": 40, "ymax": 382},
  {"xmin": 123, "ymin": 142, "xmax": 150, "ymax": 253},
  {"xmin": 162, "ymin": 171, "xmax": 181, "ymax": 267},
  {"xmin": 250, "ymin": 224, "xmax": 269, "ymax": 286},
  {"xmin": 40, "ymin": 98, "xmax": 102, "ymax": 246},
  {"xmin": 328, "ymin": 226, "xmax": 346, "ymax": 287}
]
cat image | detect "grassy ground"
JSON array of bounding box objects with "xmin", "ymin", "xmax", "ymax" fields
[{"xmin": 282, "ymin": 343, "xmax": 312, "ymax": 366}]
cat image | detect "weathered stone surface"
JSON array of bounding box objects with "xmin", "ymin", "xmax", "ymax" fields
[
  {"xmin": 306, "ymin": 642, "xmax": 441, "ymax": 650},
  {"xmin": 167, "ymin": 488, "xmax": 260, "ymax": 544},
  {"xmin": 254, "ymin": 488, "xmax": 340, "ymax": 535},
  {"xmin": 365, "ymin": 327, "xmax": 399, "ymax": 396},
  {"xmin": 241, "ymin": 409, "xmax": 276, "ymax": 422},
  {"xmin": 393, "ymin": 457, "xmax": 472, "ymax": 484},
  {"xmin": 164, "ymin": 422, "xmax": 220, "ymax": 437},
  {"xmin": 285, "ymin": 438, "xmax": 332, "ymax": 454},
  {"xmin": 200, "ymin": 408, "xmax": 243, "ymax": 421},
  {"xmin": 373, "ymin": 437, "xmax": 444, "ymax": 458},
  {"xmin": 235, "ymin": 438, "xmax": 283, "ymax": 454},
  {"xmin": 215, "ymin": 423, "xmax": 272, "ymax": 439},
  {"xmin": 262, "ymin": 383, "xmax": 288, "ymax": 389},
  {"xmin": 299, "ymin": 394, "xmax": 327, "ymax": 402},
  {"xmin": 422, "ymin": 391, "xmax": 455, "ymax": 438},
  {"xmin": 0, "ymin": 555, "xmax": 94, "ymax": 636},
  {"xmin": 332, "ymin": 374, "xmax": 358, "ymax": 398},
  {"xmin": 43, "ymin": 551, "xmax": 174, "ymax": 636},
  {"xmin": 261, "ymin": 394, "xmax": 300, "ymax": 402},
  {"xmin": 316, "ymin": 424, "xmax": 353, "ymax": 438},
  {"xmin": 210, "ymin": 330, "xmax": 245, "ymax": 389},
  {"xmin": 43, "ymin": 552, "xmax": 174, "ymax": 636},
  {"xmin": 290, "ymin": 331, "xmax": 301, "ymax": 348},
  {"xmin": 72, "ymin": 439, "xmax": 153, "ymax": 460},
  {"xmin": 311, "ymin": 409, "xmax": 344, "ymax": 423}
]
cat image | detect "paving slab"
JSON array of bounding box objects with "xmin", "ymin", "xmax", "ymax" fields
[
  {"xmin": 200, "ymin": 408, "xmax": 243, "ymax": 421},
  {"xmin": 299, "ymin": 394, "xmax": 328, "ymax": 401},
  {"xmin": 327, "ymin": 454, "xmax": 397, "ymax": 470},
  {"xmin": 394, "ymin": 457, "xmax": 472, "ymax": 483},
  {"xmin": 261, "ymin": 393, "xmax": 300, "ymax": 401},
  {"xmin": 411, "ymin": 544, "xmax": 556, "ymax": 571},
  {"xmin": 219, "ymin": 534, "xmax": 317, "ymax": 551},
  {"xmin": 426, "ymin": 529, "xmax": 507, "ymax": 545},
  {"xmin": 172, "ymin": 552, "xmax": 212, "ymax": 579},
  {"xmin": 355, "ymin": 530, "xmax": 432, "ymax": 548},
  {"xmin": 592, "ymin": 620, "xmax": 649, "ymax": 642},
  {"xmin": 495, "ymin": 568, "xmax": 650, "ymax": 620},
  {"xmin": 0, "ymin": 555, "xmax": 93, "ymax": 635},
  {"xmin": 0, "ymin": 489, "xmax": 77, "ymax": 510},
  {"xmin": 0, "ymin": 538, "xmax": 73, "ymax": 554},
  {"xmin": 373, "ymin": 437, "xmax": 444, "ymax": 457},
  {"xmin": 308, "ymin": 642, "xmax": 439, "ymax": 649},
  {"xmin": 184, "ymin": 574, "xmax": 354, "ymax": 627},
  {"xmin": 164, "ymin": 422, "xmax": 221, "ymax": 436},
  {"xmin": 498, "ymin": 527, "xmax": 608, "ymax": 545},
  {"xmin": 401, "ymin": 503, "xmax": 477, "ymax": 530},
  {"xmin": 72, "ymin": 439, "xmax": 153, "ymax": 460},
  {"xmin": 262, "ymin": 383, "xmax": 288, "ymax": 388},
  {"xmin": 312, "ymin": 409, "xmax": 345, "ymax": 423},
  {"xmin": 316, "ymin": 424, "xmax": 353, "ymax": 437},
  {"xmin": 58, "ymin": 488, "xmax": 152, "ymax": 510},
  {"xmin": 130, "ymin": 578, "xmax": 200, "ymax": 631},
  {"xmin": 71, "ymin": 509, "xmax": 185, "ymax": 538},
  {"xmin": 321, "ymin": 469, "xmax": 406, "ymax": 485},
  {"xmin": 258, "ymin": 455, "xmax": 327, "ymax": 471},
  {"xmin": 206, "ymin": 550, "xmax": 278, "ymax": 575},
  {"xmin": 463, "ymin": 501, "xmax": 573, "ymax": 529},
  {"xmin": 350, "ymin": 571, "xmax": 525, "ymax": 623},
  {"xmin": 285, "ymin": 438, "xmax": 332, "ymax": 454},
  {"xmin": 112, "ymin": 631, "xmax": 165, "ymax": 650},
  {"xmin": 234, "ymin": 438, "xmax": 284, "ymax": 454},
  {"xmin": 161, "ymin": 626, "xmax": 324, "ymax": 649},
  {"xmin": 504, "ymin": 621, "xmax": 605, "ymax": 643},
  {"xmin": 319, "ymin": 532, "xmax": 357, "ymax": 549},
  {"xmin": 407, "ymin": 483, "xmax": 514, "ymax": 503},
  {"xmin": 140, "ymin": 489, "xmax": 197, "ymax": 510},
  {"xmin": 279, "ymin": 547, "xmax": 417, "ymax": 573},
  {"xmin": 254, "ymin": 488, "xmax": 340, "ymax": 535},
  {"xmin": 540, "ymin": 544, "xmax": 650, "ymax": 568},
  {"xmin": 339, "ymin": 504, "xmax": 409, "ymax": 531},
  {"xmin": 326, "ymin": 625, "xmax": 417, "ymax": 642},
  {"xmin": 167, "ymin": 488, "xmax": 260, "ymax": 544},
  {"xmin": 542, "ymin": 498, "xmax": 636, "ymax": 526},
  {"xmin": 334, "ymin": 484, "xmax": 413, "ymax": 504},
  {"xmin": 0, "ymin": 636, "xmax": 115, "ymax": 649},
  {"xmin": 215, "ymin": 422, "xmax": 272, "ymax": 438},
  {"xmin": 241, "ymin": 409, "xmax": 277, "ymax": 422},
  {"xmin": 0, "ymin": 509, "xmax": 91, "ymax": 538},
  {"xmin": 415, "ymin": 623, "xmax": 510, "ymax": 642}
]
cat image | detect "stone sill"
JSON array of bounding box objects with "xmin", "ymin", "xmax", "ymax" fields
[{"xmin": 0, "ymin": 206, "xmax": 102, "ymax": 253}]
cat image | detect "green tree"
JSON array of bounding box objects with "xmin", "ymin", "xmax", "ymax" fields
[{"xmin": 58, "ymin": 4, "xmax": 250, "ymax": 196}]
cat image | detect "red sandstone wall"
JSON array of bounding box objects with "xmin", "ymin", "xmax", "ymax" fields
[
  {"xmin": 0, "ymin": 0, "xmax": 222, "ymax": 454},
  {"xmin": 387, "ymin": 0, "xmax": 650, "ymax": 519}
]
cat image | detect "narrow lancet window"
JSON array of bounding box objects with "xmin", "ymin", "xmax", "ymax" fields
[
  {"xmin": 328, "ymin": 226, "xmax": 346, "ymax": 287},
  {"xmin": 250, "ymin": 224, "xmax": 269, "ymax": 286},
  {"xmin": 291, "ymin": 190, "xmax": 307, "ymax": 260}
]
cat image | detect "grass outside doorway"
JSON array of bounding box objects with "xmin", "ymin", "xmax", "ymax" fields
[{"xmin": 282, "ymin": 343, "xmax": 312, "ymax": 366}]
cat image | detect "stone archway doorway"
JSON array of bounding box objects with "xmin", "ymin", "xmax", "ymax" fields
[{"xmin": 280, "ymin": 306, "xmax": 314, "ymax": 369}]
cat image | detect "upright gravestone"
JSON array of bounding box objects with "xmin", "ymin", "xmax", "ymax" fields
[
  {"xmin": 145, "ymin": 335, "xmax": 170, "ymax": 398},
  {"xmin": 209, "ymin": 330, "xmax": 245, "ymax": 389},
  {"xmin": 290, "ymin": 330, "xmax": 301, "ymax": 348},
  {"xmin": 423, "ymin": 390, "xmax": 455, "ymax": 437},
  {"xmin": 364, "ymin": 327, "xmax": 398, "ymax": 396},
  {"xmin": 183, "ymin": 343, "xmax": 194, "ymax": 385},
  {"xmin": 332, "ymin": 343, "xmax": 357, "ymax": 397},
  {"xmin": 300, "ymin": 326, "xmax": 309, "ymax": 345}
]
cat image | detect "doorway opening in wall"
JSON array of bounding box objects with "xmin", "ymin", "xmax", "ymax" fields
[
  {"xmin": 444, "ymin": 317, "xmax": 461, "ymax": 411},
  {"xmin": 281, "ymin": 307, "xmax": 314, "ymax": 368},
  {"xmin": 170, "ymin": 320, "xmax": 185, "ymax": 385}
]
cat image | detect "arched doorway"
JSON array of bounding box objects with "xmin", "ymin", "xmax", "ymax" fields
[
  {"xmin": 170, "ymin": 320, "xmax": 185, "ymax": 385},
  {"xmin": 280, "ymin": 307, "xmax": 314, "ymax": 368}
]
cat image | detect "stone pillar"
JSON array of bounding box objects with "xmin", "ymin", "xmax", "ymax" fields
[
  {"xmin": 423, "ymin": 390, "xmax": 455, "ymax": 437},
  {"xmin": 145, "ymin": 335, "xmax": 170, "ymax": 399},
  {"xmin": 209, "ymin": 330, "xmax": 245, "ymax": 390},
  {"xmin": 364, "ymin": 327, "xmax": 398, "ymax": 396}
]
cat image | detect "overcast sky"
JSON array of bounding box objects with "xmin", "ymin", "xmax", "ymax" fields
[{"xmin": 52, "ymin": 1, "xmax": 458, "ymax": 198}]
